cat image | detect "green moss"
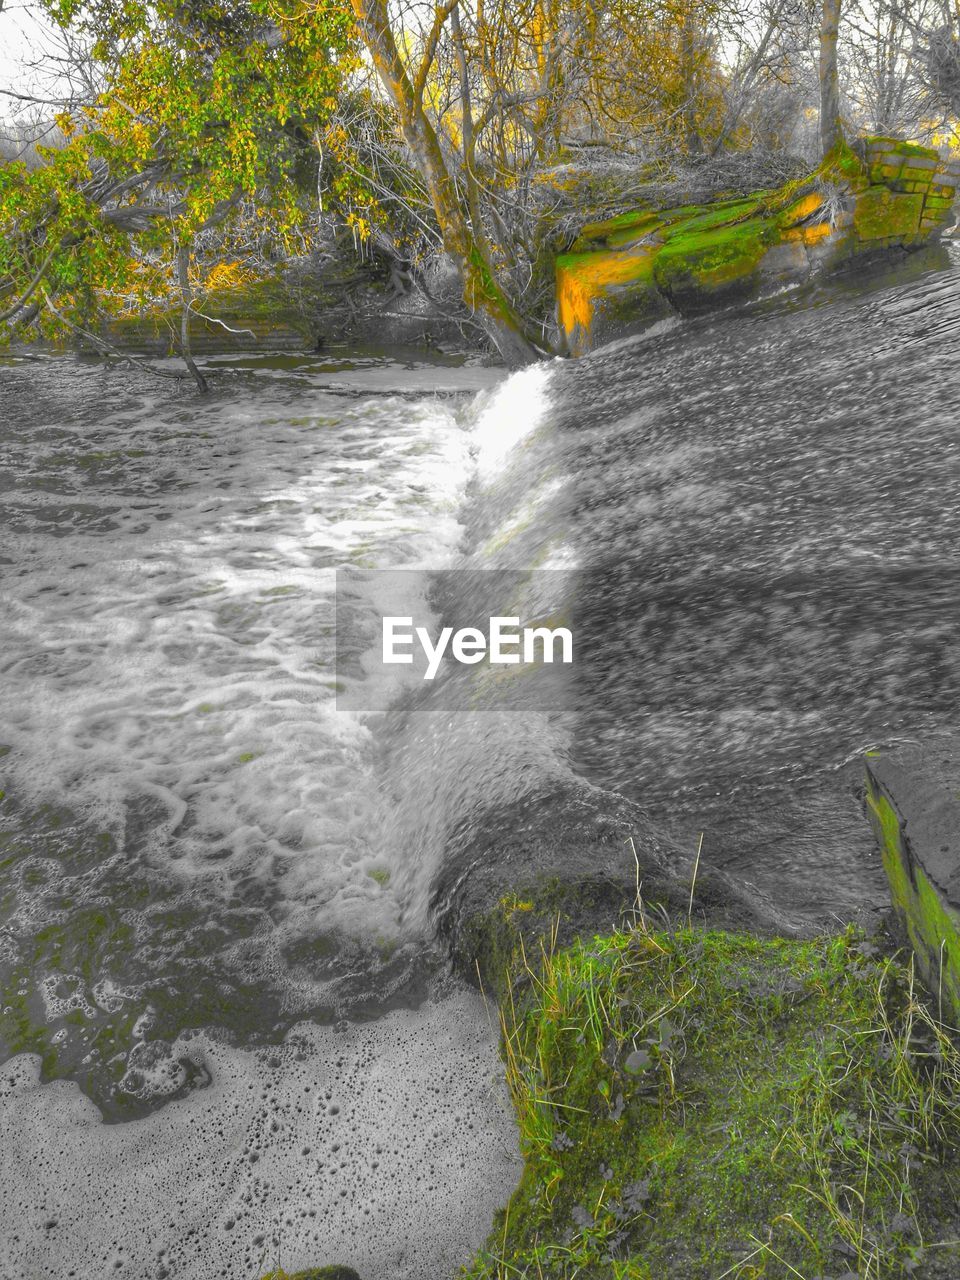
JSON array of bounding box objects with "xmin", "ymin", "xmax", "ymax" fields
[
  {"xmin": 854, "ymin": 186, "xmax": 924, "ymax": 242},
  {"xmin": 603, "ymin": 220, "xmax": 664, "ymax": 250},
  {"xmin": 572, "ymin": 209, "xmax": 661, "ymax": 251},
  {"xmin": 653, "ymin": 217, "xmax": 774, "ymax": 302},
  {"xmin": 900, "ymin": 165, "xmax": 937, "ymax": 183},
  {"xmin": 864, "ymin": 135, "xmax": 940, "ymax": 161},
  {"xmin": 462, "ymin": 920, "xmax": 960, "ymax": 1280},
  {"xmin": 663, "ymin": 195, "xmax": 766, "ymax": 238},
  {"xmin": 915, "ymin": 868, "xmax": 960, "ymax": 1011},
  {"xmin": 866, "ymin": 779, "xmax": 960, "ymax": 1019},
  {"xmin": 821, "ymin": 137, "xmax": 870, "ymax": 187}
]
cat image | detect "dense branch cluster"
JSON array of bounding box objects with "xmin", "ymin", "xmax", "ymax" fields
[{"xmin": 0, "ymin": 0, "xmax": 957, "ymax": 373}]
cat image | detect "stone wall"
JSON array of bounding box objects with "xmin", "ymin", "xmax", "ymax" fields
[
  {"xmin": 864, "ymin": 742, "xmax": 960, "ymax": 1021},
  {"xmin": 557, "ymin": 138, "xmax": 960, "ymax": 357}
]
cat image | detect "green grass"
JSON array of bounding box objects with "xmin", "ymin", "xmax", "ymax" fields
[{"xmin": 463, "ymin": 915, "xmax": 960, "ymax": 1280}]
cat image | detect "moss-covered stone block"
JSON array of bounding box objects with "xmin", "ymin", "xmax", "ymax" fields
[
  {"xmin": 556, "ymin": 243, "xmax": 672, "ymax": 356},
  {"xmin": 901, "ymin": 164, "xmax": 938, "ymax": 182},
  {"xmin": 925, "ymin": 193, "xmax": 955, "ymax": 212},
  {"xmin": 556, "ymin": 136, "xmax": 953, "ymax": 354},
  {"xmin": 853, "ymin": 186, "xmax": 924, "ymax": 241},
  {"xmin": 863, "ymin": 134, "xmax": 940, "ymax": 162},
  {"xmin": 874, "ymin": 162, "xmax": 904, "ymax": 182},
  {"xmin": 652, "ymin": 217, "xmax": 774, "ymax": 310},
  {"xmin": 865, "ymin": 744, "xmax": 960, "ymax": 1021}
]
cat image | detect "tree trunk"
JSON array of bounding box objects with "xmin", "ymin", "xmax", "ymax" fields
[
  {"xmin": 176, "ymin": 244, "xmax": 209, "ymax": 394},
  {"xmin": 819, "ymin": 0, "xmax": 844, "ymax": 158},
  {"xmin": 680, "ymin": 8, "xmax": 703, "ymax": 156},
  {"xmin": 350, "ymin": 0, "xmax": 541, "ymax": 367}
]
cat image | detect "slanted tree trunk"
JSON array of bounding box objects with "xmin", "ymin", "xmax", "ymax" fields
[
  {"xmin": 819, "ymin": 0, "xmax": 844, "ymax": 158},
  {"xmin": 176, "ymin": 243, "xmax": 208, "ymax": 393},
  {"xmin": 349, "ymin": 0, "xmax": 541, "ymax": 366}
]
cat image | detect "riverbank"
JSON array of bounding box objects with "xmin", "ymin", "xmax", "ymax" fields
[
  {"xmin": 24, "ymin": 137, "xmax": 957, "ymax": 373},
  {"xmin": 86, "ymin": 250, "xmax": 476, "ymax": 358},
  {"xmin": 441, "ymin": 744, "xmax": 960, "ymax": 1280},
  {"xmin": 455, "ymin": 904, "xmax": 960, "ymax": 1280},
  {"xmin": 275, "ymin": 884, "xmax": 960, "ymax": 1280}
]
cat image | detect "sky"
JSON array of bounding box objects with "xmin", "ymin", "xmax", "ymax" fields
[{"xmin": 0, "ymin": 0, "xmax": 67, "ymax": 113}]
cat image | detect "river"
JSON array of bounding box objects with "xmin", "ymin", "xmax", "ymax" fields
[{"xmin": 1, "ymin": 246, "xmax": 959, "ymax": 1276}]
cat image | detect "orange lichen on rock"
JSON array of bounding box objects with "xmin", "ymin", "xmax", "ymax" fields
[
  {"xmin": 782, "ymin": 219, "xmax": 833, "ymax": 245},
  {"xmin": 779, "ymin": 191, "xmax": 825, "ymax": 227},
  {"xmin": 556, "ymin": 245, "xmax": 659, "ymax": 350}
]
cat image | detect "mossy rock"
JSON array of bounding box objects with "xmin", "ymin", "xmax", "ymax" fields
[
  {"xmin": 853, "ymin": 186, "xmax": 924, "ymax": 242},
  {"xmin": 865, "ymin": 743, "xmax": 960, "ymax": 1021},
  {"xmin": 863, "ymin": 134, "xmax": 941, "ymax": 161},
  {"xmin": 652, "ymin": 217, "xmax": 775, "ymax": 310},
  {"xmin": 556, "ymin": 243, "xmax": 672, "ymax": 355},
  {"xmin": 556, "ymin": 136, "xmax": 953, "ymax": 353}
]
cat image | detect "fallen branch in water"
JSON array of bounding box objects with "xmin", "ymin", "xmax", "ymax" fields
[{"xmin": 41, "ymin": 289, "xmax": 203, "ymax": 387}]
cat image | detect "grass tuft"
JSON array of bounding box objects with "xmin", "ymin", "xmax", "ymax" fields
[{"xmin": 463, "ymin": 921, "xmax": 960, "ymax": 1280}]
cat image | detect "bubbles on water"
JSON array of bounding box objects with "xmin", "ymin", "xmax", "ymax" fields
[
  {"xmin": 0, "ymin": 363, "xmax": 486, "ymax": 939},
  {"xmin": 0, "ymin": 992, "xmax": 518, "ymax": 1280}
]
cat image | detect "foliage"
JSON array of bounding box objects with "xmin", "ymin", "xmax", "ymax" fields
[{"xmin": 0, "ymin": 0, "xmax": 358, "ymax": 371}]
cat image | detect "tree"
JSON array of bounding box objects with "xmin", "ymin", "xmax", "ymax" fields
[
  {"xmin": 346, "ymin": 0, "xmax": 551, "ymax": 364},
  {"xmin": 836, "ymin": 0, "xmax": 948, "ymax": 139},
  {"xmin": 0, "ymin": 0, "xmax": 357, "ymax": 387},
  {"xmin": 914, "ymin": 1, "xmax": 960, "ymax": 123},
  {"xmin": 819, "ymin": 0, "xmax": 844, "ymax": 156}
]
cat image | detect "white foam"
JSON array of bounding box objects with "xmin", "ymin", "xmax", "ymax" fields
[
  {"xmin": 0, "ymin": 372, "xmax": 481, "ymax": 938},
  {"xmin": 0, "ymin": 990, "xmax": 519, "ymax": 1280},
  {"xmin": 470, "ymin": 361, "xmax": 555, "ymax": 478}
]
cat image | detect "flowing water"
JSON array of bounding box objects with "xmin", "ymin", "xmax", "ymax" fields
[{"xmin": 2, "ymin": 247, "xmax": 960, "ymax": 1276}]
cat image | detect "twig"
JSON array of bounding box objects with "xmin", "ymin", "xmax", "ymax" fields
[
  {"xmin": 627, "ymin": 835, "xmax": 647, "ymax": 932},
  {"xmin": 687, "ymin": 832, "xmax": 704, "ymax": 926},
  {"xmin": 188, "ymin": 304, "xmax": 256, "ymax": 339}
]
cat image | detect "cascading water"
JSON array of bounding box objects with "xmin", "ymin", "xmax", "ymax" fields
[{"xmin": 3, "ymin": 244, "xmax": 960, "ymax": 1277}]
